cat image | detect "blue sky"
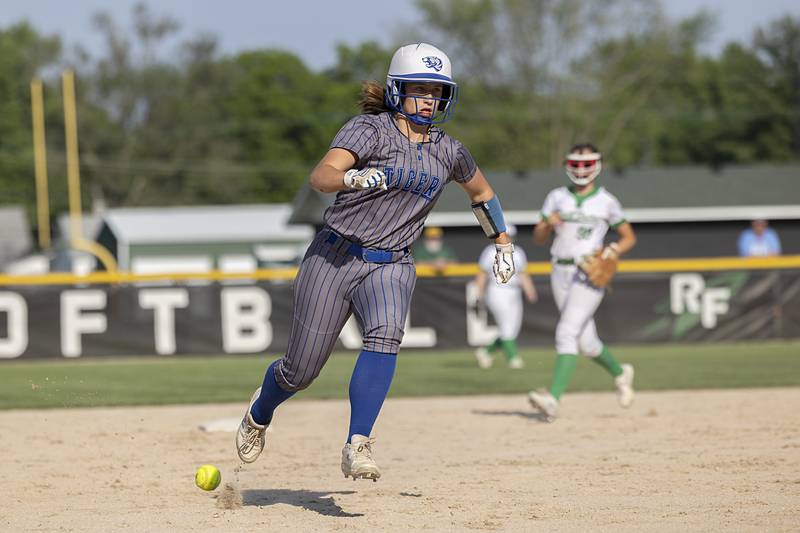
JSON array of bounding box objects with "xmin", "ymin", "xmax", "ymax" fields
[{"xmin": 1, "ymin": 0, "xmax": 798, "ymax": 70}]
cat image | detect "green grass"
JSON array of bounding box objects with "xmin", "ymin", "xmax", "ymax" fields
[{"xmin": 0, "ymin": 340, "xmax": 798, "ymax": 410}]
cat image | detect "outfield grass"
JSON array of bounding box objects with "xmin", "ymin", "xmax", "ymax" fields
[{"xmin": 0, "ymin": 341, "xmax": 798, "ymax": 409}]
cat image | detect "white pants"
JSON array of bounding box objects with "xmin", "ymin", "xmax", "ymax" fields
[
  {"xmin": 551, "ymin": 264, "xmax": 604, "ymax": 357},
  {"xmin": 486, "ymin": 287, "xmax": 523, "ymax": 340}
]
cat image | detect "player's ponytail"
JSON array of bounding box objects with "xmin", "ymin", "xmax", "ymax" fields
[{"xmin": 359, "ymin": 80, "xmax": 390, "ymax": 115}]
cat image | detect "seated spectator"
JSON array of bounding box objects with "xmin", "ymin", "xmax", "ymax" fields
[
  {"xmin": 738, "ymin": 219, "xmax": 781, "ymax": 257},
  {"xmin": 414, "ymin": 226, "xmax": 457, "ymax": 272}
]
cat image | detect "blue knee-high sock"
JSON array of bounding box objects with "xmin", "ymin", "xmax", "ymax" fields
[
  {"xmin": 250, "ymin": 360, "xmax": 295, "ymax": 426},
  {"xmin": 347, "ymin": 350, "xmax": 397, "ymax": 443}
]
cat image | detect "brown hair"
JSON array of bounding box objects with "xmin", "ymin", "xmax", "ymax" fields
[
  {"xmin": 569, "ymin": 142, "xmax": 600, "ymax": 154},
  {"xmin": 359, "ymin": 80, "xmax": 390, "ymax": 115}
]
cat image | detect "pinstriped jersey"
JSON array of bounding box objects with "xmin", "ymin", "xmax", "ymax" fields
[
  {"xmin": 323, "ymin": 112, "xmax": 477, "ymax": 250},
  {"xmin": 540, "ymin": 186, "xmax": 626, "ymax": 261}
]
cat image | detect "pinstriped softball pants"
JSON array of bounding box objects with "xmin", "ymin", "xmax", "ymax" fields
[{"xmin": 273, "ymin": 231, "xmax": 416, "ymax": 392}]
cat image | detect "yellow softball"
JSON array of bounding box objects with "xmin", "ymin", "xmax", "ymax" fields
[{"xmin": 195, "ymin": 464, "xmax": 221, "ymax": 491}]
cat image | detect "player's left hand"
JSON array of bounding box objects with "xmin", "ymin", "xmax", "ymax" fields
[{"xmin": 493, "ymin": 243, "xmax": 515, "ymax": 284}]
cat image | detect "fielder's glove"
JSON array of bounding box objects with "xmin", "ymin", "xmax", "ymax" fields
[
  {"xmin": 579, "ymin": 243, "xmax": 620, "ymax": 288},
  {"xmin": 344, "ymin": 168, "xmax": 388, "ymax": 191},
  {"xmin": 493, "ymin": 242, "xmax": 515, "ymax": 284}
]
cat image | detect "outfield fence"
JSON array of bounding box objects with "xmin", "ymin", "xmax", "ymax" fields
[{"xmin": 1, "ymin": 255, "xmax": 799, "ymax": 359}]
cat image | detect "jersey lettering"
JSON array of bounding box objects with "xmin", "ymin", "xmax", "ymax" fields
[{"xmin": 326, "ymin": 112, "xmax": 476, "ymax": 249}]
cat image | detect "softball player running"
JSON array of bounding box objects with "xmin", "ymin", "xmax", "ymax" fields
[
  {"xmin": 527, "ymin": 143, "xmax": 637, "ymax": 420},
  {"xmin": 236, "ymin": 43, "xmax": 516, "ymax": 481},
  {"xmin": 473, "ymin": 224, "xmax": 537, "ymax": 369}
]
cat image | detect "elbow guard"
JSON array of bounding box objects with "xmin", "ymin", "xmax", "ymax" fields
[{"xmin": 472, "ymin": 195, "xmax": 507, "ymax": 239}]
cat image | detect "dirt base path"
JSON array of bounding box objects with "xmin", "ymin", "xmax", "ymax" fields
[{"xmin": 3, "ymin": 388, "xmax": 799, "ymax": 532}]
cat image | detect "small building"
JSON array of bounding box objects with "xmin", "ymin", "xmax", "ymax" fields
[
  {"xmin": 289, "ymin": 164, "xmax": 800, "ymax": 261},
  {"xmin": 96, "ymin": 204, "xmax": 314, "ymax": 273}
]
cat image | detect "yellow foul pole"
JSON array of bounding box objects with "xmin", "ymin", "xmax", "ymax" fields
[
  {"xmin": 30, "ymin": 79, "xmax": 51, "ymax": 249},
  {"xmin": 61, "ymin": 69, "xmax": 118, "ymax": 272}
]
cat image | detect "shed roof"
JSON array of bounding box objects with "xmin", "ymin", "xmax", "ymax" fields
[{"xmin": 102, "ymin": 204, "xmax": 314, "ymax": 245}]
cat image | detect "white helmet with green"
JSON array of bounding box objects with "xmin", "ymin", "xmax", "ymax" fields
[{"xmin": 385, "ymin": 43, "xmax": 459, "ymax": 125}]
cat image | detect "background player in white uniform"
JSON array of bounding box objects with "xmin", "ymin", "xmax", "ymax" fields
[
  {"xmin": 528, "ymin": 143, "xmax": 637, "ymax": 420},
  {"xmin": 473, "ymin": 224, "xmax": 537, "ymax": 369}
]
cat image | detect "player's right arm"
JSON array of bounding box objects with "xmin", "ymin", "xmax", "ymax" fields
[
  {"xmin": 520, "ymin": 272, "xmax": 538, "ymax": 303},
  {"xmin": 309, "ymin": 148, "xmax": 357, "ymax": 193},
  {"xmin": 474, "ymin": 246, "xmax": 494, "ymax": 299},
  {"xmin": 533, "ymin": 217, "xmax": 553, "ymax": 245},
  {"xmin": 533, "ymin": 191, "xmax": 562, "ymax": 246},
  {"xmin": 311, "ymin": 115, "xmax": 386, "ymax": 193},
  {"xmin": 310, "ymin": 148, "xmax": 388, "ymax": 193},
  {"xmin": 474, "ymin": 271, "xmax": 489, "ymax": 300}
]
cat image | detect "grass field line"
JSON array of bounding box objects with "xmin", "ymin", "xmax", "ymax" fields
[{"xmin": 0, "ymin": 340, "xmax": 797, "ymax": 410}]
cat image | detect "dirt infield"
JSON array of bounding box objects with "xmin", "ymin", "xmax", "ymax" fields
[{"xmin": 3, "ymin": 388, "xmax": 799, "ymax": 532}]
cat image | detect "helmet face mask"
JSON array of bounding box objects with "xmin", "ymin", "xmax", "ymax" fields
[
  {"xmin": 385, "ymin": 43, "xmax": 459, "ymax": 125},
  {"xmin": 565, "ymin": 152, "xmax": 602, "ymax": 186}
]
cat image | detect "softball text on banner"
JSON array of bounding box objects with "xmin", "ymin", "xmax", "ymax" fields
[{"xmin": 1, "ymin": 270, "xmax": 799, "ymax": 359}]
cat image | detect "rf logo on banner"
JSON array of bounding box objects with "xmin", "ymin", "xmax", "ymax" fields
[{"xmin": 670, "ymin": 273, "xmax": 731, "ymax": 328}]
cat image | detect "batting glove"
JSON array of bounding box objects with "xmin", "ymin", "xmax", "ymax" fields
[
  {"xmin": 493, "ymin": 243, "xmax": 515, "ymax": 284},
  {"xmin": 344, "ymin": 168, "xmax": 388, "ymax": 191}
]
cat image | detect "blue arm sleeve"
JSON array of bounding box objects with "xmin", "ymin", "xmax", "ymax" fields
[{"xmin": 472, "ymin": 195, "xmax": 507, "ymax": 238}]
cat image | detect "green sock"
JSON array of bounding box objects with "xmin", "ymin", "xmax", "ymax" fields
[
  {"xmin": 499, "ymin": 339, "xmax": 518, "ymax": 362},
  {"xmin": 592, "ymin": 345, "xmax": 623, "ymax": 377},
  {"xmin": 486, "ymin": 337, "xmax": 503, "ymax": 353},
  {"xmin": 549, "ymin": 354, "xmax": 578, "ymax": 400}
]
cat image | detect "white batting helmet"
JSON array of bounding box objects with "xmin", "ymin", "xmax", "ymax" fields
[
  {"xmin": 385, "ymin": 43, "xmax": 458, "ymax": 125},
  {"xmin": 565, "ymin": 144, "xmax": 603, "ymax": 186}
]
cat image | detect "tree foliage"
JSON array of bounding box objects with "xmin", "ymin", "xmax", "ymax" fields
[{"xmin": 0, "ymin": 2, "xmax": 798, "ymax": 234}]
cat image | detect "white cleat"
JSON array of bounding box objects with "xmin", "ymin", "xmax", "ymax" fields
[
  {"xmin": 508, "ymin": 357, "xmax": 525, "ymax": 369},
  {"xmin": 474, "ymin": 347, "xmax": 493, "ymax": 369},
  {"xmin": 341, "ymin": 434, "xmax": 381, "ymax": 482},
  {"xmin": 236, "ymin": 387, "xmax": 268, "ymax": 463},
  {"xmin": 528, "ymin": 389, "xmax": 559, "ymax": 421},
  {"xmin": 615, "ymin": 364, "xmax": 635, "ymax": 408}
]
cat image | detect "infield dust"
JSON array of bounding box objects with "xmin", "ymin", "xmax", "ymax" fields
[{"xmin": 3, "ymin": 388, "xmax": 799, "ymax": 532}]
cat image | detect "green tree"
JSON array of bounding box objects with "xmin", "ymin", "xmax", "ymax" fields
[
  {"xmin": 0, "ymin": 23, "xmax": 61, "ymax": 212},
  {"xmin": 754, "ymin": 15, "xmax": 800, "ymax": 154},
  {"xmin": 225, "ymin": 49, "xmax": 355, "ymax": 201},
  {"xmin": 72, "ymin": 4, "xmax": 247, "ymax": 207},
  {"xmin": 326, "ymin": 41, "xmax": 394, "ymax": 84},
  {"xmin": 409, "ymin": 0, "xmax": 667, "ymax": 170}
]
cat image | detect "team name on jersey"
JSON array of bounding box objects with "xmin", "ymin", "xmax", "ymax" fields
[
  {"xmin": 560, "ymin": 212, "xmax": 605, "ymax": 224},
  {"xmin": 383, "ymin": 166, "xmax": 441, "ymax": 201}
]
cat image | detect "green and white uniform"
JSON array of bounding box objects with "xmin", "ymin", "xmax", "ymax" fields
[{"xmin": 540, "ymin": 186, "xmax": 625, "ymax": 356}]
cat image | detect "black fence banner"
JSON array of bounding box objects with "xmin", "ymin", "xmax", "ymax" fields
[{"xmin": 1, "ymin": 269, "xmax": 799, "ymax": 360}]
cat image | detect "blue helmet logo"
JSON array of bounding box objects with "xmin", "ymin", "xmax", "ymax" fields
[{"xmin": 421, "ymin": 56, "xmax": 443, "ymax": 72}]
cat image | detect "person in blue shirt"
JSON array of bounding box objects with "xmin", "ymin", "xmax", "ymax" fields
[{"xmin": 738, "ymin": 219, "xmax": 782, "ymax": 257}]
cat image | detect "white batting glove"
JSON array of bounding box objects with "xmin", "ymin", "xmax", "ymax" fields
[
  {"xmin": 493, "ymin": 242, "xmax": 515, "ymax": 284},
  {"xmin": 344, "ymin": 168, "xmax": 388, "ymax": 191}
]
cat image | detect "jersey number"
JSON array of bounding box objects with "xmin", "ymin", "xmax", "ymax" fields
[{"xmin": 577, "ymin": 226, "xmax": 594, "ymax": 240}]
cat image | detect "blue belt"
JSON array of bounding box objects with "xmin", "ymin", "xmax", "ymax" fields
[{"xmin": 324, "ymin": 230, "xmax": 408, "ymax": 264}]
